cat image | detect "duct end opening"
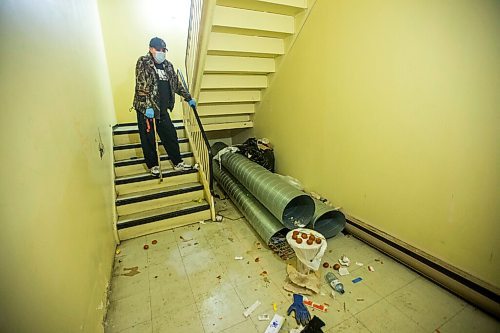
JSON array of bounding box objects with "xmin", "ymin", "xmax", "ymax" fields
[
  {"xmin": 313, "ymin": 210, "xmax": 347, "ymax": 239},
  {"xmin": 282, "ymin": 195, "xmax": 315, "ymax": 229}
]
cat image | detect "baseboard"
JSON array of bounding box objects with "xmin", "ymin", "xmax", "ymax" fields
[{"xmin": 344, "ymin": 214, "xmax": 500, "ymax": 318}]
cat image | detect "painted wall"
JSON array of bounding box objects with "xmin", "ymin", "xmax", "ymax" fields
[
  {"xmin": 254, "ymin": 0, "xmax": 500, "ymax": 286},
  {"xmin": 98, "ymin": 0, "xmax": 191, "ymax": 123},
  {"xmin": 0, "ymin": 1, "xmax": 117, "ymax": 332}
]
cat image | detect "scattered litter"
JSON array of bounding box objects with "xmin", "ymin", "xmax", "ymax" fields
[
  {"xmin": 179, "ymin": 236, "xmax": 193, "ymax": 242},
  {"xmin": 258, "ymin": 314, "xmax": 270, "ymax": 321},
  {"xmin": 243, "ymin": 300, "xmax": 261, "ymax": 318},
  {"xmin": 269, "ymin": 233, "xmax": 296, "ymax": 260},
  {"xmin": 255, "ymin": 257, "xmax": 260, "ymax": 262},
  {"xmin": 356, "ymin": 298, "xmax": 364, "ymax": 301},
  {"xmin": 322, "ymin": 262, "xmax": 330, "ymax": 268},
  {"xmin": 368, "ymin": 266, "xmax": 375, "ymax": 272},
  {"xmin": 234, "ymin": 256, "xmax": 244, "ymax": 260},
  {"xmin": 338, "ymin": 267, "xmax": 350, "ymax": 276},
  {"xmin": 303, "ymin": 298, "xmax": 329, "ymax": 312},
  {"xmin": 264, "ymin": 314, "xmax": 284, "ymax": 333},
  {"xmin": 333, "ymin": 263, "xmax": 341, "ymax": 270},
  {"xmin": 215, "ymin": 215, "xmax": 223, "ymax": 222},
  {"xmin": 273, "ymin": 303, "xmax": 277, "ymax": 312},
  {"xmin": 115, "ymin": 249, "xmax": 121, "ymax": 255},
  {"xmin": 152, "ymin": 240, "xmax": 157, "ymax": 245},
  {"xmin": 355, "ymin": 262, "xmax": 363, "ymax": 266},
  {"xmin": 216, "ymin": 275, "xmax": 222, "ymax": 280},
  {"xmin": 352, "ymin": 277, "xmax": 363, "ymax": 284},
  {"xmin": 339, "ymin": 255, "xmax": 351, "ymax": 266},
  {"xmin": 122, "ymin": 266, "xmax": 140, "ymax": 277},
  {"xmin": 143, "ymin": 244, "xmax": 149, "ymax": 250}
]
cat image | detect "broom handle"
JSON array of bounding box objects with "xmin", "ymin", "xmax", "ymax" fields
[{"xmin": 152, "ymin": 118, "xmax": 163, "ymax": 183}]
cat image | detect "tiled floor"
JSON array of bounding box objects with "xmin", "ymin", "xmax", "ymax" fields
[{"xmin": 105, "ymin": 199, "xmax": 499, "ymax": 333}]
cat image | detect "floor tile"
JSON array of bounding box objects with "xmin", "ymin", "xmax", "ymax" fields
[
  {"xmin": 145, "ymin": 229, "xmax": 176, "ymax": 245},
  {"xmin": 221, "ymin": 318, "xmax": 258, "ymax": 332},
  {"xmin": 109, "ymin": 270, "xmax": 150, "ymax": 302},
  {"xmin": 356, "ymin": 299, "xmax": 426, "ymax": 333},
  {"xmin": 386, "ymin": 277, "xmax": 467, "ymax": 331},
  {"xmin": 326, "ymin": 316, "xmax": 371, "ymax": 333},
  {"xmin": 196, "ymin": 287, "xmax": 247, "ymax": 333},
  {"xmin": 105, "ymin": 292, "xmax": 151, "ymax": 333},
  {"xmin": 360, "ymin": 256, "xmax": 418, "ymax": 297},
  {"xmin": 150, "ymin": 277, "xmax": 194, "ymax": 319},
  {"xmin": 152, "ymin": 302, "xmax": 204, "ymax": 333},
  {"xmin": 438, "ymin": 305, "xmax": 500, "ymax": 333},
  {"xmin": 117, "ymin": 320, "xmax": 152, "ymax": 333}
]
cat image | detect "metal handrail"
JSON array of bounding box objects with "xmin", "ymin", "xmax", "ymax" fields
[
  {"xmin": 181, "ymin": 0, "xmax": 217, "ymax": 220},
  {"xmin": 177, "ymin": 69, "xmax": 213, "ymax": 194}
]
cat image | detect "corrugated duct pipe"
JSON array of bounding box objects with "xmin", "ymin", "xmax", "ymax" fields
[
  {"xmin": 212, "ymin": 161, "xmax": 286, "ymax": 245},
  {"xmin": 309, "ymin": 198, "xmax": 346, "ymax": 239},
  {"xmin": 212, "ymin": 142, "xmax": 314, "ymax": 229}
]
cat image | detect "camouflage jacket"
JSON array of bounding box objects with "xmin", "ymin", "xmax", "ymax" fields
[{"xmin": 132, "ymin": 53, "xmax": 191, "ymax": 118}]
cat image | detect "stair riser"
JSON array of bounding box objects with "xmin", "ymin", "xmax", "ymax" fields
[
  {"xmin": 117, "ymin": 190, "xmax": 204, "ymax": 216},
  {"xmin": 116, "ymin": 173, "xmax": 199, "ymax": 196},
  {"xmin": 212, "ymin": 6, "xmax": 294, "ymax": 36},
  {"xmin": 216, "ymin": 0, "xmax": 307, "ymax": 16},
  {"xmin": 113, "ymin": 128, "xmax": 185, "ymax": 145},
  {"xmin": 115, "ymin": 157, "xmax": 196, "ymax": 177},
  {"xmin": 118, "ymin": 210, "xmax": 211, "ymax": 240},
  {"xmin": 114, "ymin": 143, "xmax": 191, "ymax": 161}
]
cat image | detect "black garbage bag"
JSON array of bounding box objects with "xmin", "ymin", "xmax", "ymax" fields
[{"xmin": 235, "ymin": 138, "xmax": 275, "ymax": 172}]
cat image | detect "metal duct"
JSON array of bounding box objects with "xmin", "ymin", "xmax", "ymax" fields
[
  {"xmin": 212, "ymin": 161, "xmax": 286, "ymax": 245},
  {"xmin": 309, "ymin": 199, "xmax": 346, "ymax": 238},
  {"xmin": 212, "ymin": 142, "xmax": 314, "ymax": 229}
]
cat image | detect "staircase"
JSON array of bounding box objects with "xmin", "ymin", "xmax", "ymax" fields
[
  {"xmin": 187, "ymin": 0, "xmax": 310, "ymax": 131},
  {"xmin": 112, "ymin": 121, "xmax": 212, "ymax": 240}
]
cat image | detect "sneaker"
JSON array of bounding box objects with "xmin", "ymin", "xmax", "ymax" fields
[
  {"xmin": 150, "ymin": 166, "xmax": 160, "ymax": 177},
  {"xmin": 173, "ymin": 162, "xmax": 192, "ymax": 171}
]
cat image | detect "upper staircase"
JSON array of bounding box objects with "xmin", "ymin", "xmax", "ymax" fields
[{"xmin": 187, "ymin": 0, "xmax": 309, "ymax": 131}]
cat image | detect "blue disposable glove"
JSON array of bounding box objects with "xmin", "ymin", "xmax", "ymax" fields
[
  {"xmin": 188, "ymin": 99, "xmax": 197, "ymax": 108},
  {"xmin": 145, "ymin": 108, "xmax": 154, "ymax": 119},
  {"xmin": 287, "ymin": 294, "xmax": 311, "ymax": 326}
]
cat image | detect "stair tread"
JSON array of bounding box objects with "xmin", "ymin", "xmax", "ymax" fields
[
  {"xmin": 114, "ymin": 137, "xmax": 189, "ymax": 150},
  {"xmin": 116, "ymin": 182, "xmax": 203, "ymax": 202},
  {"xmin": 117, "ymin": 200, "xmax": 209, "ymax": 225},
  {"xmin": 113, "ymin": 123, "xmax": 184, "ymax": 135},
  {"xmin": 115, "ymin": 168, "xmax": 198, "ymax": 185},
  {"xmin": 114, "ymin": 151, "xmax": 194, "ymax": 166}
]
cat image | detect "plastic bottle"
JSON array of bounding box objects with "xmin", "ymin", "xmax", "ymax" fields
[{"xmin": 325, "ymin": 272, "xmax": 345, "ymax": 294}]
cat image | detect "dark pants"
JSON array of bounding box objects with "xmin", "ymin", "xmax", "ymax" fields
[{"xmin": 137, "ymin": 111, "xmax": 182, "ymax": 169}]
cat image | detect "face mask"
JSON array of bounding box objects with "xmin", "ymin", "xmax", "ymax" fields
[{"xmin": 153, "ymin": 51, "xmax": 166, "ymax": 63}]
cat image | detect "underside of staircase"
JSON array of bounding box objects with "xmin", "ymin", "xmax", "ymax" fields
[
  {"xmin": 113, "ymin": 121, "xmax": 211, "ymax": 240},
  {"xmin": 196, "ymin": 0, "xmax": 309, "ymax": 131}
]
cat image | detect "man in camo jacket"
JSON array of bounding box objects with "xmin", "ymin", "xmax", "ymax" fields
[{"xmin": 133, "ymin": 37, "xmax": 196, "ymax": 176}]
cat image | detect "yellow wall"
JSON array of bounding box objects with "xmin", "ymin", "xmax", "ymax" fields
[
  {"xmin": 255, "ymin": 0, "xmax": 500, "ymax": 286},
  {"xmin": 0, "ymin": 1, "xmax": 117, "ymax": 332},
  {"xmin": 98, "ymin": 0, "xmax": 191, "ymax": 123}
]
